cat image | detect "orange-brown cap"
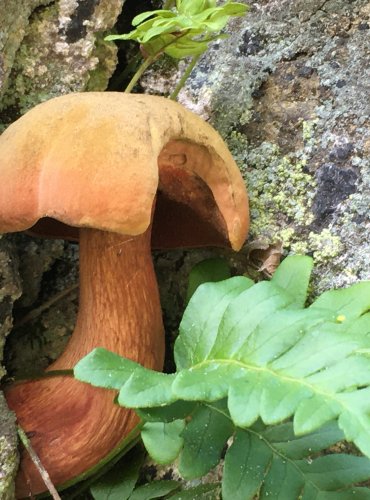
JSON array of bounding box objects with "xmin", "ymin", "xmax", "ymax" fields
[{"xmin": 0, "ymin": 93, "xmax": 249, "ymax": 250}]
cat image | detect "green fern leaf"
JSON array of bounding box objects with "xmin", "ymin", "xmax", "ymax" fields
[
  {"xmin": 179, "ymin": 402, "xmax": 233, "ymax": 478},
  {"xmin": 222, "ymin": 421, "xmax": 370, "ymax": 500},
  {"xmin": 75, "ymin": 255, "xmax": 370, "ymax": 497}
]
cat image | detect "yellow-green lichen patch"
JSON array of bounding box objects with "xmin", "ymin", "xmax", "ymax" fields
[
  {"xmin": 237, "ymin": 139, "xmax": 316, "ymax": 242},
  {"xmin": 308, "ymin": 229, "xmax": 343, "ymax": 263},
  {"xmin": 225, "ymin": 121, "xmax": 347, "ymax": 267}
]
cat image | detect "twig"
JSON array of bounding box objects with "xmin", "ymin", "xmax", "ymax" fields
[
  {"xmin": 17, "ymin": 425, "xmax": 61, "ymax": 500},
  {"xmin": 14, "ymin": 284, "xmax": 78, "ymax": 330},
  {"xmin": 11, "ymin": 369, "xmax": 74, "ymax": 385}
]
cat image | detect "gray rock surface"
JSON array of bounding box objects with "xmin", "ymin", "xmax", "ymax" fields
[
  {"xmin": 0, "ymin": 238, "xmax": 21, "ymax": 499},
  {"xmin": 143, "ymin": 0, "xmax": 370, "ymax": 291},
  {"xmin": 0, "ymin": 0, "xmax": 124, "ymax": 128}
]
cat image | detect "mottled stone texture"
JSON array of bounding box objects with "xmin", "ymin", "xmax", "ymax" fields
[
  {"xmin": 0, "ymin": 0, "xmax": 51, "ymax": 100},
  {"xmin": 0, "ymin": 0, "xmax": 124, "ymax": 127},
  {"xmin": 0, "ymin": 238, "xmax": 21, "ymax": 499},
  {"xmin": 0, "ymin": 393, "xmax": 18, "ymax": 500},
  {"xmin": 143, "ymin": 0, "xmax": 370, "ymax": 291}
]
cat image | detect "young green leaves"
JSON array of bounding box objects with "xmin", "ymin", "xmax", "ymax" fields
[
  {"xmin": 106, "ymin": 0, "xmax": 248, "ymax": 59},
  {"xmin": 75, "ymin": 255, "xmax": 370, "ymax": 498}
]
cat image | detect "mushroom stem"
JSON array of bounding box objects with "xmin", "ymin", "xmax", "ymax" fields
[{"xmin": 5, "ymin": 226, "xmax": 165, "ymax": 498}]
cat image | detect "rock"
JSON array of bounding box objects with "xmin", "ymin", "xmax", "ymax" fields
[
  {"xmin": 0, "ymin": 0, "xmax": 125, "ymax": 128},
  {"xmin": 143, "ymin": 0, "xmax": 370, "ymax": 292},
  {"xmin": 0, "ymin": 237, "xmax": 21, "ymax": 498}
]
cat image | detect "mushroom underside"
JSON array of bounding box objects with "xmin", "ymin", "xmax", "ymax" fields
[{"xmin": 29, "ymin": 148, "xmax": 231, "ymax": 249}]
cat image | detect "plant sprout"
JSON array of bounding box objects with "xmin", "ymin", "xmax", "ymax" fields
[{"xmin": 105, "ymin": 0, "xmax": 249, "ymax": 98}]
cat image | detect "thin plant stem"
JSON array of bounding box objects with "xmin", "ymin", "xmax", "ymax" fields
[
  {"xmin": 17, "ymin": 425, "xmax": 61, "ymax": 500},
  {"xmin": 170, "ymin": 53, "xmax": 201, "ymax": 100},
  {"xmin": 124, "ymin": 55, "xmax": 156, "ymax": 93},
  {"xmin": 14, "ymin": 284, "xmax": 78, "ymax": 331},
  {"xmin": 110, "ymin": 52, "xmax": 142, "ymax": 91},
  {"xmin": 163, "ymin": 0, "xmax": 175, "ymax": 9},
  {"xmin": 11, "ymin": 369, "xmax": 74, "ymax": 385}
]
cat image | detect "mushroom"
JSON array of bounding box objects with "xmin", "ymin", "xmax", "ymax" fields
[{"xmin": 0, "ymin": 92, "xmax": 249, "ymax": 497}]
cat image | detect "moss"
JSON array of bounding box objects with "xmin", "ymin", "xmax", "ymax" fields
[
  {"xmin": 229, "ymin": 131, "xmax": 315, "ymax": 241},
  {"xmin": 308, "ymin": 229, "xmax": 343, "ymax": 263},
  {"xmin": 86, "ymin": 35, "xmax": 118, "ymax": 91}
]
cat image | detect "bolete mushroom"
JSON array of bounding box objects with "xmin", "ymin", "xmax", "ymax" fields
[{"xmin": 0, "ymin": 92, "xmax": 249, "ymax": 497}]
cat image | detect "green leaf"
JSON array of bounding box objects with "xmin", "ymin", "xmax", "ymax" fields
[
  {"xmin": 90, "ymin": 448, "xmax": 144, "ymax": 500},
  {"xmin": 74, "ymin": 348, "xmax": 141, "ymax": 390},
  {"xmin": 271, "ymin": 254, "xmax": 313, "ymax": 308},
  {"xmin": 118, "ymin": 371, "xmax": 176, "ymax": 408},
  {"xmin": 179, "ymin": 0, "xmax": 212, "ymax": 16},
  {"xmin": 179, "ymin": 404, "xmax": 233, "ymax": 478},
  {"xmin": 105, "ymin": 0, "xmax": 249, "ymax": 61},
  {"xmin": 164, "ymin": 37, "xmax": 212, "ymax": 58},
  {"xmin": 175, "ymin": 276, "xmax": 253, "ymax": 370},
  {"xmin": 132, "ymin": 10, "xmax": 174, "ymax": 26},
  {"xmin": 173, "ymin": 363, "xmax": 246, "ymax": 401},
  {"xmin": 228, "ymin": 375, "xmax": 262, "ymax": 427},
  {"xmin": 167, "ymin": 483, "xmax": 220, "ymax": 499},
  {"xmin": 263, "ymin": 421, "xmax": 344, "ymax": 458},
  {"xmin": 224, "ymin": 423, "xmax": 370, "ymax": 500},
  {"xmin": 129, "ymin": 480, "xmax": 180, "ymax": 500},
  {"xmin": 75, "ymin": 255, "xmax": 370, "ymax": 498},
  {"xmin": 136, "ymin": 400, "xmax": 196, "ymax": 423},
  {"xmin": 223, "ymin": 429, "xmax": 272, "ymax": 500},
  {"xmin": 186, "ymin": 258, "xmax": 231, "ymax": 303},
  {"xmin": 141, "ymin": 420, "xmax": 185, "ymax": 464},
  {"xmin": 310, "ymin": 281, "xmax": 370, "ymax": 319},
  {"xmin": 296, "ymin": 454, "xmax": 370, "ymax": 490},
  {"xmin": 210, "ymin": 280, "xmax": 295, "ymax": 358},
  {"xmin": 315, "ymin": 491, "xmax": 370, "ymax": 499}
]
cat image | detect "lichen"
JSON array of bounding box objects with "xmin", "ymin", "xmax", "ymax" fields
[
  {"xmin": 0, "ymin": 435, "xmax": 18, "ymax": 500},
  {"xmin": 0, "ymin": 0, "xmax": 124, "ymax": 127},
  {"xmin": 308, "ymin": 229, "xmax": 343, "ymax": 262}
]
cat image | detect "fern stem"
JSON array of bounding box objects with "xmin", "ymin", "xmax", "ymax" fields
[
  {"xmin": 124, "ymin": 55, "xmax": 156, "ymax": 93},
  {"xmin": 163, "ymin": 0, "xmax": 175, "ymax": 8},
  {"xmin": 169, "ymin": 54, "xmax": 201, "ymax": 101}
]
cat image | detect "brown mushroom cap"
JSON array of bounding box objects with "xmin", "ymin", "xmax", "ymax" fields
[{"xmin": 0, "ymin": 92, "xmax": 249, "ymax": 249}]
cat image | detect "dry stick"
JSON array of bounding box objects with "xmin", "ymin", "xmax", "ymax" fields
[
  {"xmin": 17, "ymin": 425, "xmax": 62, "ymax": 500},
  {"xmin": 14, "ymin": 284, "xmax": 79, "ymax": 330}
]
